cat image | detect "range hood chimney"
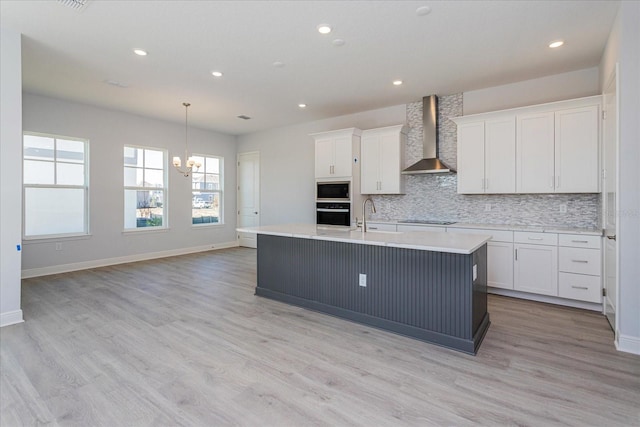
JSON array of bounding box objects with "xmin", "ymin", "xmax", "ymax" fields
[{"xmin": 402, "ymin": 95, "xmax": 456, "ymax": 174}]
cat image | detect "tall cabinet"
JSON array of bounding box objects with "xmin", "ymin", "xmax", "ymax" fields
[{"xmin": 360, "ymin": 125, "xmax": 407, "ymax": 194}]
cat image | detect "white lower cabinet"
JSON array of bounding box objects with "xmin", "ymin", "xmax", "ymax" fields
[
  {"xmin": 514, "ymin": 243, "xmax": 558, "ymax": 296},
  {"xmin": 557, "ymin": 234, "xmax": 602, "ymax": 303},
  {"xmin": 487, "ymin": 242, "xmax": 514, "ymax": 289},
  {"xmin": 558, "ymin": 273, "xmax": 601, "ymax": 303},
  {"xmin": 396, "ymin": 224, "xmax": 446, "ymax": 233}
]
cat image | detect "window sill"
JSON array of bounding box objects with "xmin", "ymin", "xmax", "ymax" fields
[
  {"xmin": 191, "ymin": 223, "xmax": 225, "ymax": 228},
  {"xmin": 122, "ymin": 227, "xmax": 170, "ymax": 235},
  {"xmin": 22, "ymin": 233, "xmax": 92, "ymax": 244}
]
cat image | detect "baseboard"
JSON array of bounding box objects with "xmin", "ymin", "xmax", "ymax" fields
[
  {"xmin": 488, "ymin": 287, "xmax": 603, "ymax": 311},
  {"xmin": 0, "ymin": 310, "xmax": 24, "ymax": 327},
  {"xmin": 21, "ymin": 241, "xmax": 239, "ymax": 279},
  {"xmin": 616, "ymin": 334, "xmax": 640, "ymax": 355}
]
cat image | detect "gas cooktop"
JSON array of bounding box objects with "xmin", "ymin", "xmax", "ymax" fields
[{"xmin": 398, "ymin": 219, "xmax": 457, "ymax": 225}]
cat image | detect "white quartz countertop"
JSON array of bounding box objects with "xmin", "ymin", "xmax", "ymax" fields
[
  {"xmin": 236, "ymin": 224, "xmax": 491, "ymax": 255},
  {"xmin": 370, "ymin": 220, "xmax": 602, "ymax": 236}
]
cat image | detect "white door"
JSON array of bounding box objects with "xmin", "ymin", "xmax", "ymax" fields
[
  {"xmin": 603, "ymin": 66, "xmax": 619, "ymax": 331},
  {"xmin": 237, "ymin": 151, "xmax": 260, "ymax": 248}
]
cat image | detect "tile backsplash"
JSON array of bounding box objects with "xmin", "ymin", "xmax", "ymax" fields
[{"xmin": 369, "ymin": 94, "xmax": 601, "ymax": 228}]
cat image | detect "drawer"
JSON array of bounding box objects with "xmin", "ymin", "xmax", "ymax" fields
[
  {"xmin": 447, "ymin": 227, "xmax": 513, "ymax": 243},
  {"xmin": 514, "ymin": 231, "xmax": 558, "ymax": 246},
  {"xmin": 558, "ymin": 234, "xmax": 601, "ymax": 249},
  {"xmin": 558, "ymin": 272, "xmax": 601, "ymax": 303},
  {"xmin": 559, "ymin": 247, "xmax": 601, "ymax": 275},
  {"xmin": 397, "ymin": 224, "xmax": 446, "ymax": 233},
  {"xmin": 366, "ymin": 223, "xmax": 397, "ymax": 232}
]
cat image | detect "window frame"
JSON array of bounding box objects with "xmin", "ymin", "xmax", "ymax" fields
[
  {"xmin": 22, "ymin": 131, "xmax": 90, "ymax": 240},
  {"xmin": 123, "ymin": 145, "xmax": 168, "ymax": 231},
  {"xmin": 191, "ymin": 154, "xmax": 224, "ymax": 227}
]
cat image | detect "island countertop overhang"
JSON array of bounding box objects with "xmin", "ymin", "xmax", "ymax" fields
[{"xmin": 237, "ymin": 224, "xmax": 491, "ymax": 255}]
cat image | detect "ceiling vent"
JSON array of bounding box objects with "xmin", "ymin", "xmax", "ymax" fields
[
  {"xmin": 237, "ymin": 115, "xmax": 252, "ymax": 120},
  {"xmin": 57, "ymin": 0, "xmax": 91, "ymax": 12}
]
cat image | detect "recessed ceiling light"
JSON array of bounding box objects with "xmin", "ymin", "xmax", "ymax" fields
[
  {"xmin": 273, "ymin": 61, "xmax": 285, "ymax": 68},
  {"xmin": 416, "ymin": 6, "xmax": 432, "ymax": 16},
  {"xmin": 317, "ymin": 24, "xmax": 332, "ymax": 34},
  {"xmin": 298, "ymin": 103, "xmax": 307, "ymax": 108},
  {"xmin": 393, "ymin": 80, "xmax": 403, "ymax": 86},
  {"xmin": 133, "ymin": 49, "xmax": 147, "ymax": 56},
  {"xmin": 211, "ymin": 71, "xmax": 223, "ymax": 77},
  {"xmin": 332, "ymin": 39, "xmax": 345, "ymax": 47},
  {"xmin": 549, "ymin": 40, "xmax": 564, "ymax": 48}
]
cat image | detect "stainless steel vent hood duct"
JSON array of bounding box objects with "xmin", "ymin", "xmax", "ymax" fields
[{"xmin": 402, "ymin": 95, "xmax": 456, "ymax": 174}]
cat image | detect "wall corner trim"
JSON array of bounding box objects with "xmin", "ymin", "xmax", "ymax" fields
[
  {"xmin": 616, "ymin": 334, "xmax": 640, "ymax": 355},
  {"xmin": 0, "ymin": 310, "xmax": 24, "ymax": 328}
]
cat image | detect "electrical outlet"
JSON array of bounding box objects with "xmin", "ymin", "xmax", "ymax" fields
[
  {"xmin": 55, "ymin": 243, "xmax": 62, "ymax": 251},
  {"xmin": 359, "ymin": 273, "xmax": 367, "ymax": 287},
  {"xmin": 559, "ymin": 204, "xmax": 568, "ymax": 213},
  {"xmin": 484, "ymin": 204, "xmax": 491, "ymax": 212}
]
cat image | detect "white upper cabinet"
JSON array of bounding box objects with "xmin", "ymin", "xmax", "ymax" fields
[
  {"xmin": 455, "ymin": 116, "xmax": 516, "ymax": 194},
  {"xmin": 516, "ymin": 112, "xmax": 555, "ymax": 193},
  {"xmin": 311, "ymin": 128, "xmax": 361, "ymax": 179},
  {"xmin": 360, "ymin": 125, "xmax": 406, "ymax": 194},
  {"xmin": 554, "ymin": 105, "xmax": 599, "ymax": 192},
  {"xmin": 454, "ymin": 96, "xmax": 601, "ymax": 194}
]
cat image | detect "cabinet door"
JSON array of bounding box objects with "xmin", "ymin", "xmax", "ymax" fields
[
  {"xmin": 315, "ymin": 138, "xmax": 335, "ymax": 178},
  {"xmin": 517, "ymin": 112, "xmax": 555, "ymax": 193},
  {"xmin": 332, "ymin": 137, "xmax": 353, "ymax": 177},
  {"xmin": 457, "ymin": 121, "xmax": 485, "ymax": 194},
  {"xmin": 487, "ymin": 242, "xmax": 514, "ymax": 289},
  {"xmin": 554, "ymin": 105, "xmax": 599, "ymax": 193},
  {"xmin": 514, "ymin": 243, "xmax": 558, "ymax": 296},
  {"xmin": 360, "ymin": 135, "xmax": 380, "ymax": 194},
  {"xmin": 485, "ymin": 117, "xmax": 516, "ymax": 193},
  {"xmin": 379, "ymin": 132, "xmax": 402, "ymax": 193}
]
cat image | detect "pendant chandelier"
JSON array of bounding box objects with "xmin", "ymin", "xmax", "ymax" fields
[{"xmin": 172, "ymin": 102, "xmax": 201, "ymax": 177}]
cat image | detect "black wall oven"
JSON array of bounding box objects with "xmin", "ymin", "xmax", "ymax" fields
[
  {"xmin": 316, "ymin": 181, "xmax": 350, "ymax": 201},
  {"xmin": 316, "ymin": 202, "xmax": 351, "ymax": 227}
]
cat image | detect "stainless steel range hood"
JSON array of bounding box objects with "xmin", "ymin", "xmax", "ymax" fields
[{"xmin": 402, "ymin": 95, "xmax": 456, "ymax": 174}]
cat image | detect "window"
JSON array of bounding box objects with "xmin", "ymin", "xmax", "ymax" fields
[
  {"xmin": 124, "ymin": 146, "xmax": 166, "ymax": 229},
  {"xmin": 191, "ymin": 155, "xmax": 223, "ymax": 225},
  {"xmin": 23, "ymin": 133, "xmax": 89, "ymax": 238}
]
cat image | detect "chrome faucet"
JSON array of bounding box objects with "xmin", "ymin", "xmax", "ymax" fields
[{"xmin": 362, "ymin": 197, "xmax": 376, "ymax": 232}]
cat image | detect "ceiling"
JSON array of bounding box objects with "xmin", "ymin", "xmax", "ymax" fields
[{"xmin": 1, "ymin": 0, "xmax": 619, "ymax": 135}]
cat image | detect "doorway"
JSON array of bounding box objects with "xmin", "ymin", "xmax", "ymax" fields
[
  {"xmin": 602, "ymin": 65, "xmax": 619, "ymax": 333},
  {"xmin": 237, "ymin": 151, "xmax": 260, "ymax": 248}
]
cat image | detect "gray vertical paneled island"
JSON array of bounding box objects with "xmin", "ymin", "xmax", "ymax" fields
[{"xmin": 238, "ymin": 225, "xmax": 491, "ymax": 355}]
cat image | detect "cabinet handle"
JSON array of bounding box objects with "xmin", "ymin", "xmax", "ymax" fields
[
  {"xmin": 515, "ymin": 248, "xmax": 518, "ymax": 261},
  {"xmin": 571, "ymin": 260, "xmax": 589, "ymax": 263},
  {"xmin": 571, "ymin": 240, "xmax": 589, "ymax": 243},
  {"xmin": 528, "ymin": 237, "xmax": 543, "ymax": 241},
  {"xmin": 369, "ymin": 227, "xmax": 378, "ymax": 230},
  {"xmin": 571, "ymin": 286, "xmax": 589, "ymax": 290}
]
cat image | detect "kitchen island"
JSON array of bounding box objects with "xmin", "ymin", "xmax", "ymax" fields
[{"xmin": 237, "ymin": 224, "xmax": 491, "ymax": 354}]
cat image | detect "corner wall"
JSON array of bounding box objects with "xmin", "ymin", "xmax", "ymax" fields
[
  {"xmin": 600, "ymin": 1, "xmax": 640, "ymax": 354},
  {"xmin": 0, "ymin": 27, "xmax": 24, "ymax": 326}
]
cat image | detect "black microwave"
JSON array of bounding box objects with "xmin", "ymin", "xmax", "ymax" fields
[{"xmin": 316, "ymin": 181, "xmax": 350, "ymax": 200}]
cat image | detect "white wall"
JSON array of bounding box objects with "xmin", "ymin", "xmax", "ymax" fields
[
  {"xmin": 236, "ymin": 105, "xmax": 406, "ymax": 225},
  {"xmin": 21, "ymin": 94, "xmax": 238, "ymax": 276},
  {"xmin": 463, "ymin": 67, "xmax": 600, "ymax": 115},
  {"xmin": 0, "ymin": 28, "xmax": 24, "ymax": 326},
  {"xmin": 600, "ymin": 1, "xmax": 640, "ymax": 354}
]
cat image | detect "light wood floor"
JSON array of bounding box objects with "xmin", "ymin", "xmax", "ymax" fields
[{"xmin": 1, "ymin": 248, "xmax": 639, "ymax": 426}]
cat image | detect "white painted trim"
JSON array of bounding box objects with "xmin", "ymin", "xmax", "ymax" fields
[
  {"xmin": 488, "ymin": 287, "xmax": 603, "ymax": 311},
  {"xmin": 0, "ymin": 310, "xmax": 24, "ymax": 327},
  {"xmin": 616, "ymin": 334, "xmax": 640, "ymax": 355},
  {"xmin": 21, "ymin": 241, "xmax": 239, "ymax": 279}
]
